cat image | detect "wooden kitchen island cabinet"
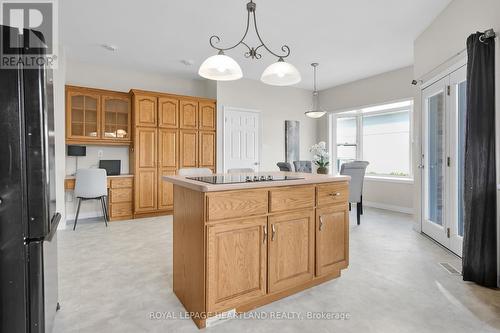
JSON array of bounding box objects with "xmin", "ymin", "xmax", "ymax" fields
[{"xmin": 163, "ymin": 172, "xmax": 350, "ymax": 329}]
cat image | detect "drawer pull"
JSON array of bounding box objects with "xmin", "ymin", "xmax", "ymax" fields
[
  {"xmin": 271, "ymin": 224, "xmax": 276, "ymax": 241},
  {"xmin": 263, "ymin": 225, "xmax": 268, "ymax": 244},
  {"xmin": 319, "ymin": 216, "xmax": 324, "ymax": 231},
  {"xmin": 329, "ymin": 192, "xmax": 341, "ymax": 197}
]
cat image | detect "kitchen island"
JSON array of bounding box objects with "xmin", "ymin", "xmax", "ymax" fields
[{"xmin": 163, "ymin": 172, "xmax": 350, "ymax": 328}]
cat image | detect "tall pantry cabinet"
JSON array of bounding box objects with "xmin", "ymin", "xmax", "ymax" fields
[{"xmin": 130, "ymin": 90, "xmax": 216, "ymax": 217}]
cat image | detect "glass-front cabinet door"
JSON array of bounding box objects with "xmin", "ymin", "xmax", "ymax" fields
[
  {"xmin": 102, "ymin": 95, "xmax": 131, "ymax": 142},
  {"xmin": 67, "ymin": 90, "xmax": 100, "ymax": 140}
]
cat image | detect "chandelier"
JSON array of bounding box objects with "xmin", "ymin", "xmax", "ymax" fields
[{"xmin": 198, "ymin": 0, "xmax": 301, "ymax": 86}]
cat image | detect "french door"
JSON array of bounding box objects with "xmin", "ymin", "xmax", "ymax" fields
[{"xmin": 421, "ymin": 65, "xmax": 466, "ymax": 256}]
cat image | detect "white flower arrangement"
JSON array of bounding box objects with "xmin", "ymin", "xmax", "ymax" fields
[{"xmin": 309, "ymin": 141, "xmax": 330, "ymax": 168}]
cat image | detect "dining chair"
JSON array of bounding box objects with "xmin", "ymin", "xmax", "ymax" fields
[
  {"xmin": 73, "ymin": 168, "xmax": 108, "ymax": 230},
  {"xmin": 340, "ymin": 161, "xmax": 369, "ymax": 225},
  {"xmin": 276, "ymin": 162, "xmax": 293, "ymax": 171},
  {"xmin": 178, "ymin": 168, "xmax": 213, "ymax": 176},
  {"xmin": 293, "ymin": 160, "xmax": 312, "ymax": 173},
  {"xmin": 227, "ymin": 168, "xmax": 254, "ymax": 173}
]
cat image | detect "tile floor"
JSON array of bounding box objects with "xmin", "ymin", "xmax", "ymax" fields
[{"xmin": 53, "ymin": 208, "xmax": 500, "ymax": 333}]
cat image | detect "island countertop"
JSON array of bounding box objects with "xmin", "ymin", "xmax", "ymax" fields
[{"xmin": 162, "ymin": 171, "xmax": 350, "ymax": 192}]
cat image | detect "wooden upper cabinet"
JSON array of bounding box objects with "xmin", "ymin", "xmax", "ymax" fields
[
  {"xmin": 268, "ymin": 210, "xmax": 315, "ymax": 293},
  {"xmin": 158, "ymin": 97, "xmax": 179, "ymax": 128},
  {"xmin": 316, "ymin": 205, "xmax": 349, "ymax": 277},
  {"xmin": 101, "ymin": 94, "xmax": 131, "ymax": 142},
  {"xmin": 179, "ymin": 130, "xmax": 198, "ymax": 168},
  {"xmin": 158, "ymin": 129, "xmax": 177, "ymax": 169},
  {"xmin": 136, "ymin": 127, "xmax": 157, "ymax": 168},
  {"xmin": 206, "ymin": 217, "xmax": 267, "ymax": 313},
  {"xmin": 66, "ymin": 89, "xmax": 101, "ymax": 141},
  {"xmin": 199, "ymin": 101, "xmax": 216, "ymax": 130},
  {"xmin": 179, "ymin": 100, "xmax": 198, "ymax": 129},
  {"xmin": 198, "ymin": 131, "xmax": 215, "ymax": 169},
  {"xmin": 134, "ymin": 95, "xmax": 157, "ymax": 127}
]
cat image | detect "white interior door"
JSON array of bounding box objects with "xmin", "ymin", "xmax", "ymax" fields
[
  {"xmin": 421, "ymin": 65, "xmax": 467, "ymax": 257},
  {"xmin": 223, "ymin": 107, "xmax": 261, "ymax": 172}
]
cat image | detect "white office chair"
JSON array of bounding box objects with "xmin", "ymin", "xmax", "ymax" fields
[
  {"xmin": 178, "ymin": 168, "xmax": 213, "ymax": 176},
  {"xmin": 73, "ymin": 168, "xmax": 108, "ymax": 230},
  {"xmin": 227, "ymin": 168, "xmax": 254, "ymax": 173}
]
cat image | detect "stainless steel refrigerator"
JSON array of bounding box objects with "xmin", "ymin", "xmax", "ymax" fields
[{"xmin": 0, "ymin": 25, "xmax": 60, "ymax": 333}]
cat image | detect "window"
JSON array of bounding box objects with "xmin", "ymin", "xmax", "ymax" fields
[{"xmin": 333, "ymin": 100, "xmax": 413, "ymax": 179}]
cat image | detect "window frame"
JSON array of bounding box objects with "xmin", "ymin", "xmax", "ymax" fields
[{"xmin": 332, "ymin": 99, "xmax": 414, "ymax": 181}]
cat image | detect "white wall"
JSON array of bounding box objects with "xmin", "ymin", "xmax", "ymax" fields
[
  {"xmin": 66, "ymin": 59, "xmax": 216, "ymax": 98},
  {"xmin": 317, "ymin": 66, "xmax": 416, "ymax": 213},
  {"xmin": 413, "ymin": 0, "xmax": 500, "ymax": 285},
  {"xmin": 64, "ymin": 59, "xmax": 216, "ymax": 221},
  {"xmin": 54, "ymin": 52, "xmax": 67, "ymax": 228},
  {"xmin": 216, "ymin": 79, "xmax": 316, "ymax": 172}
]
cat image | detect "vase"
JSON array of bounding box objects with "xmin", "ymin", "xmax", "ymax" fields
[{"xmin": 317, "ymin": 166, "xmax": 328, "ymax": 174}]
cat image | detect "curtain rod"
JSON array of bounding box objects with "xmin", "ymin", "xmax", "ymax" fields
[{"xmin": 413, "ymin": 28, "xmax": 497, "ymax": 83}]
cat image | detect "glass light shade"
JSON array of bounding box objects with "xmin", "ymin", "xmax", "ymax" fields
[
  {"xmin": 260, "ymin": 60, "xmax": 301, "ymax": 86},
  {"xmin": 305, "ymin": 110, "xmax": 327, "ymax": 118},
  {"xmin": 198, "ymin": 54, "xmax": 243, "ymax": 81}
]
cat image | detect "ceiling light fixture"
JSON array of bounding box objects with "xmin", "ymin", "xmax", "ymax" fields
[
  {"xmin": 101, "ymin": 44, "xmax": 118, "ymax": 52},
  {"xmin": 305, "ymin": 63, "xmax": 327, "ymax": 118},
  {"xmin": 198, "ymin": 0, "xmax": 301, "ymax": 86}
]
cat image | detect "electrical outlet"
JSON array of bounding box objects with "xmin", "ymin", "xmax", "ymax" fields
[{"xmin": 98, "ymin": 150, "xmax": 104, "ymax": 158}]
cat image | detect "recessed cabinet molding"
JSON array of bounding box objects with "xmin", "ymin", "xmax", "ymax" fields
[
  {"xmin": 65, "ymin": 85, "xmax": 131, "ymax": 145},
  {"xmin": 130, "ymin": 89, "xmax": 216, "ymax": 217}
]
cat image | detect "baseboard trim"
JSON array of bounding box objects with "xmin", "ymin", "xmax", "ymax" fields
[
  {"xmin": 66, "ymin": 211, "xmax": 104, "ymax": 222},
  {"xmin": 363, "ymin": 201, "xmax": 414, "ymax": 214}
]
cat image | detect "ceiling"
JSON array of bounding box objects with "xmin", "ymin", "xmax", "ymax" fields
[{"xmin": 61, "ymin": 0, "xmax": 451, "ymax": 90}]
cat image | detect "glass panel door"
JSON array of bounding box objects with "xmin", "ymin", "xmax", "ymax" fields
[
  {"xmin": 421, "ymin": 65, "xmax": 467, "ymax": 256},
  {"xmin": 422, "ymin": 77, "xmax": 449, "ymax": 247},
  {"xmin": 449, "ymin": 66, "xmax": 467, "ymax": 256},
  {"xmin": 103, "ymin": 96, "xmax": 130, "ymax": 140}
]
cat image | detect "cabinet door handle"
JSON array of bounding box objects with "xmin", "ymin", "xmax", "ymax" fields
[
  {"xmin": 319, "ymin": 216, "xmax": 324, "ymax": 231},
  {"xmin": 329, "ymin": 192, "xmax": 341, "ymax": 197},
  {"xmin": 271, "ymin": 224, "xmax": 276, "ymax": 241},
  {"xmin": 263, "ymin": 225, "xmax": 267, "ymax": 244}
]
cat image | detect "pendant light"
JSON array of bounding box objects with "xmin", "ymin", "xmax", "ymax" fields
[
  {"xmin": 305, "ymin": 63, "xmax": 327, "ymax": 118},
  {"xmin": 198, "ymin": 0, "xmax": 301, "ymax": 86}
]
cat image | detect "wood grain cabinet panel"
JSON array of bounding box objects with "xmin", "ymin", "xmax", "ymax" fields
[
  {"xmin": 199, "ymin": 101, "xmax": 216, "ymax": 130},
  {"xmin": 158, "ymin": 169, "xmax": 175, "ymax": 210},
  {"xmin": 316, "ymin": 205, "xmax": 349, "ymax": 276},
  {"xmin": 158, "ymin": 97, "xmax": 179, "ymax": 128},
  {"xmin": 206, "ymin": 189, "xmax": 268, "ymax": 221},
  {"xmin": 207, "ymin": 218, "xmax": 267, "ymax": 313},
  {"xmin": 110, "ymin": 177, "xmax": 133, "ymax": 189},
  {"xmin": 135, "ymin": 169, "xmax": 157, "ymax": 212},
  {"xmin": 268, "ymin": 210, "xmax": 315, "ymax": 293},
  {"xmin": 269, "ymin": 186, "xmax": 315, "ymax": 213},
  {"xmin": 179, "ymin": 130, "xmax": 198, "ymax": 168},
  {"xmin": 180, "ymin": 100, "xmax": 198, "ymax": 129},
  {"xmin": 134, "ymin": 95, "xmax": 157, "ymax": 127},
  {"xmin": 109, "ymin": 202, "xmax": 133, "ymax": 219},
  {"xmin": 198, "ymin": 131, "xmax": 215, "ymax": 169},
  {"xmin": 158, "ymin": 129, "xmax": 178, "ymax": 169},
  {"xmin": 317, "ymin": 182, "xmax": 349, "ymax": 207},
  {"xmin": 109, "ymin": 188, "xmax": 133, "ymax": 203},
  {"xmin": 136, "ymin": 128, "xmax": 157, "ymax": 168}
]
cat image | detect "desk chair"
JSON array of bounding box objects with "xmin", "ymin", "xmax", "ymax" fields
[
  {"xmin": 73, "ymin": 168, "xmax": 108, "ymax": 230},
  {"xmin": 178, "ymin": 168, "xmax": 213, "ymax": 176}
]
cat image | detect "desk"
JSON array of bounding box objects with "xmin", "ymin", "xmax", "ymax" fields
[{"xmin": 65, "ymin": 174, "xmax": 134, "ymax": 221}]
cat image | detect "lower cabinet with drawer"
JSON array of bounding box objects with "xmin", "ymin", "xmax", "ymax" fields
[
  {"xmin": 171, "ymin": 180, "xmax": 350, "ymax": 329},
  {"xmin": 108, "ymin": 176, "xmax": 134, "ymax": 221}
]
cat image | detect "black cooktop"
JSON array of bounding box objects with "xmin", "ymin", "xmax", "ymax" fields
[{"xmin": 187, "ymin": 174, "xmax": 304, "ymax": 184}]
